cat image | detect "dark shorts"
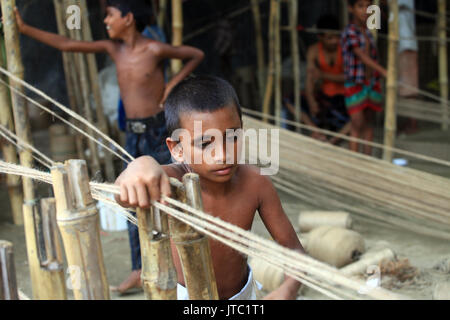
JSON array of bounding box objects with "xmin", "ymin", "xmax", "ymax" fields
[
  {"xmin": 124, "ymin": 111, "xmax": 172, "ymax": 271},
  {"xmin": 315, "ymin": 93, "xmax": 350, "ymax": 131}
]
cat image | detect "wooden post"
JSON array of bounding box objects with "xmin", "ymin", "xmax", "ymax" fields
[
  {"xmin": 341, "ymin": 0, "xmax": 349, "ymax": 28},
  {"xmin": 262, "ymin": 0, "xmax": 276, "ymax": 121},
  {"xmin": 383, "ymin": 0, "xmax": 399, "ymax": 162},
  {"xmin": 171, "ymin": 0, "xmax": 183, "ymax": 74},
  {"xmin": 51, "ymin": 160, "xmax": 110, "ymax": 300},
  {"xmin": 22, "ymin": 200, "xmax": 67, "ymax": 300},
  {"xmin": 288, "ymin": 0, "xmax": 301, "ymax": 130},
  {"xmin": 274, "ymin": 0, "xmax": 282, "ymax": 127},
  {"xmin": 0, "ymin": 240, "xmax": 19, "ymax": 300},
  {"xmin": 438, "ymin": 0, "xmax": 448, "ymax": 131},
  {"xmin": 157, "ymin": 0, "xmax": 168, "ymax": 30},
  {"xmin": 251, "ymin": 0, "xmax": 266, "ymax": 106},
  {"xmin": 79, "ymin": 0, "xmax": 116, "ymax": 182},
  {"xmin": 371, "ymin": 0, "xmax": 380, "ymax": 41},
  {"xmin": 53, "ymin": 0, "xmax": 85, "ymax": 161},
  {"xmin": 0, "ymin": 33, "xmax": 23, "ymax": 225},
  {"xmin": 136, "ymin": 207, "xmax": 177, "ymax": 299},
  {"xmin": 169, "ymin": 175, "xmax": 219, "ymax": 300}
]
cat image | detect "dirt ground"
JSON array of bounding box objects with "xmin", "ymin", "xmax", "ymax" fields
[{"xmin": 0, "ymin": 119, "xmax": 449, "ymax": 300}]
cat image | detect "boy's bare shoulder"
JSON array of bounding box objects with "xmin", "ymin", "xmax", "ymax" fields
[
  {"xmin": 237, "ymin": 165, "xmax": 273, "ymax": 188},
  {"xmin": 145, "ymin": 39, "xmax": 170, "ymax": 55}
]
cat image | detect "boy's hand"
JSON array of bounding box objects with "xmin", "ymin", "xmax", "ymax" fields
[
  {"xmin": 262, "ymin": 284, "xmax": 298, "ymax": 300},
  {"xmin": 13, "ymin": 7, "xmax": 26, "ymax": 33},
  {"xmin": 114, "ymin": 156, "xmax": 171, "ymax": 208}
]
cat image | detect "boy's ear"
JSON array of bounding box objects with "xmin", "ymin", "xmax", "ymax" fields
[
  {"xmin": 166, "ymin": 137, "xmax": 184, "ymax": 163},
  {"xmin": 124, "ymin": 12, "xmax": 134, "ymax": 27}
]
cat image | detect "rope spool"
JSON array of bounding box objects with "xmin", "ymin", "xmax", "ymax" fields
[
  {"xmin": 298, "ymin": 211, "xmax": 353, "ymax": 233},
  {"xmin": 249, "ymin": 257, "xmax": 284, "ymax": 292},
  {"xmin": 306, "ymin": 226, "xmax": 365, "ymax": 268},
  {"xmin": 49, "ymin": 124, "xmax": 77, "ymax": 162}
]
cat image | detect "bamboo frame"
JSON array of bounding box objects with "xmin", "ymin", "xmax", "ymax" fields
[
  {"xmin": 168, "ymin": 175, "xmax": 219, "ymax": 300},
  {"xmin": 383, "ymin": 0, "xmax": 399, "ymax": 162},
  {"xmin": 0, "ymin": 33, "xmax": 23, "ymax": 225},
  {"xmin": 79, "ymin": 0, "xmax": 116, "ymax": 182},
  {"xmin": 262, "ymin": 0, "xmax": 276, "ymax": 121},
  {"xmin": 273, "ymin": 0, "xmax": 282, "ymax": 127},
  {"xmin": 157, "ymin": 0, "xmax": 168, "ymax": 30},
  {"xmin": 0, "ymin": 240, "xmax": 19, "ymax": 300},
  {"xmin": 53, "ymin": 0, "xmax": 85, "ymax": 161},
  {"xmin": 250, "ymin": 0, "xmax": 266, "ymax": 105},
  {"xmin": 288, "ymin": 0, "xmax": 301, "ymax": 131},
  {"xmin": 171, "ymin": 0, "xmax": 183, "ymax": 74},
  {"xmin": 51, "ymin": 160, "xmax": 110, "ymax": 300},
  {"xmin": 438, "ymin": 0, "xmax": 448, "ymax": 131},
  {"xmin": 137, "ymin": 207, "xmax": 177, "ymax": 299}
]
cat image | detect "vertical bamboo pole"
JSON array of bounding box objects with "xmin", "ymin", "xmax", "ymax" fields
[
  {"xmin": 136, "ymin": 207, "xmax": 177, "ymax": 299},
  {"xmin": 79, "ymin": 0, "xmax": 116, "ymax": 181},
  {"xmin": 51, "ymin": 160, "xmax": 110, "ymax": 300},
  {"xmin": 158, "ymin": 0, "xmax": 168, "ymax": 30},
  {"xmin": 289, "ymin": 0, "xmax": 301, "ymax": 130},
  {"xmin": 0, "ymin": 34, "xmax": 23, "ymax": 225},
  {"xmin": 251, "ymin": 0, "xmax": 266, "ymax": 105},
  {"xmin": 0, "ymin": 240, "xmax": 19, "ymax": 300},
  {"xmin": 383, "ymin": 0, "xmax": 399, "ymax": 162},
  {"xmin": 438, "ymin": 0, "xmax": 449, "ymax": 131},
  {"xmin": 274, "ymin": 0, "xmax": 282, "ymax": 127},
  {"xmin": 371, "ymin": 0, "xmax": 380, "ymax": 41},
  {"xmin": 169, "ymin": 175, "xmax": 219, "ymax": 300},
  {"xmin": 53, "ymin": 0, "xmax": 85, "ymax": 160},
  {"xmin": 171, "ymin": 0, "xmax": 183, "ymax": 74},
  {"xmin": 262, "ymin": 0, "xmax": 276, "ymax": 121},
  {"xmin": 341, "ymin": 0, "xmax": 349, "ymax": 28}
]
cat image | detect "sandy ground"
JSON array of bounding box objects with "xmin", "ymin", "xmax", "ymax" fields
[{"xmin": 0, "ymin": 119, "xmax": 449, "ymax": 300}]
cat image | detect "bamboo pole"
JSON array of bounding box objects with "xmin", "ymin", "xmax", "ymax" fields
[
  {"xmin": 371, "ymin": 0, "xmax": 380, "ymax": 41},
  {"xmin": 53, "ymin": 0, "xmax": 85, "ymax": 161},
  {"xmin": 341, "ymin": 0, "xmax": 349, "ymax": 28},
  {"xmin": 262, "ymin": 0, "xmax": 276, "ymax": 121},
  {"xmin": 169, "ymin": 175, "xmax": 219, "ymax": 300},
  {"xmin": 0, "ymin": 33, "xmax": 23, "ymax": 225},
  {"xmin": 136, "ymin": 207, "xmax": 177, "ymax": 299},
  {"xmin": 438, "ymin": 0, "xmax": 448, "ymax": 131},
  {"xmin": 383, "ymin": 0, "xmax": 399, "ymax": 162},
  {"xmin": 0, "ymin": 240, "xmax": 19, "ymax": 300},
  {"xmin": 79, "ymin": 0, "xmax": 116, "ymax": 182},
  {"xmin": 51, "ymin": 160, "xmax": 110, "ymax": 300},
  {"xmin": 157, "ymin": 0, "xmax": 168, "ymax": 30},
  {"xmin": 171, "ymin": 0, "xmax": 183, "ymax": 74},
  {"xmin": 274, "ymin": 0, "xmax": 282, "ymax": 127},
  {"xmin": 250, "ymin": 0, "xmax": 266, "ymax": 105},
  {"xmin": 288, "ymin": 0, "xmax": 301, "ymax": 131}
]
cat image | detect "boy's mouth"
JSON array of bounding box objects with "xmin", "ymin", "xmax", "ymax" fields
[
  {"xmin": 106, "ymin": 25, "xmax": 111, "ymax": 30},
  {"xmin": 212, "ymin": 165, "xmax": 234, "ymax": 176}
]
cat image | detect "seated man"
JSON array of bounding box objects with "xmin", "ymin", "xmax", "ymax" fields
[{"xmin": 304, "ymin": 14, "xmax": 351, "ymax": 144}]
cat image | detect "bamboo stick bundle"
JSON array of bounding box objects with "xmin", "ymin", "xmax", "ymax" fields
[
  {"xmin": 288, "ymin": 0, "xmax": 301, "ymax": 131},
  {"xmin": 262, "ymin": 0, "xmax": 276, "ymax": 121},
  {"xmin": 273, "ymin": 0, "xmax": 282, "ymax": 127},
  {"xmin": 250, "ymin": 0, "xmax": 266, "ymax": 105},
  {"xmin": 53, "ymin": 0, "xmax": 85, "ymax": 161},
  {"xmin": 62, "ymin": 0, "xmax": 102, "ymax": 177},
  {"xmin": 136, "ymin": 207, "xmax": 177, "ymax": 299},
  {"xmin": 0, "ymin": 33, "xmax": 23, "ymax": 225},
  {"xmin": 51, "ymin": 160, "xmax": 110, "ymax": 300},
  {"xmin": 171, "ymin": 0, "xmax": 183, "ymax": 74},
  {"xmin": 78, "ymin": 0, "xmax": 116, "ymax": 182},
  {"xmin": 383, "ymin": 0, "xmax": 399, "ymax": 161},
  {"xmin": 438, "ymin": 0, "xmax": 449, "ymax": 131},
  {"xmin": 0, "ymin": 240, "xmax": 19, "ymax": 300},
  {"xmin": 168, "ymin": 175, "xmax": 219, "ymax": 300}
]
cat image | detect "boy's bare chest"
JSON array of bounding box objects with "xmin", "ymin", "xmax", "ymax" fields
[{"xmin": 115, "ymin": 51, "xmax": 162, "ymax": 84}]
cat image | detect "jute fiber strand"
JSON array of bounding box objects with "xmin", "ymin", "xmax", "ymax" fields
[
  {"xmin": 341, "ymin": 248, "xmax": 396, "ymax": 276},
  {"xmin": 243, "ymin": 116, "xmax": 450, "ymax": 240},
  {"xmin": 298, "ymin": 211, "xmax": 353, "ymax": 233},
  {"xmin": 305, "ymin": 227, "xmax": 365, "ymax": 268},
  {"xmin": 0, "ymin": 160, "xmax": 408, "ymax": 300}
]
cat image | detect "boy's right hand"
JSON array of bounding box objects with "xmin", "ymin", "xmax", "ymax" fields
[
  {"xmin": 114, "ymin": 156, "xmax": 171, "ymax": 208},
  {"xmin": 13, "ymin": 7, "xmax": 26, "ymax": 33}
]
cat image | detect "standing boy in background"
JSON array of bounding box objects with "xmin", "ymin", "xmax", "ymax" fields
[
  {"xmin": 14, "ymin": 0, "xmax": 204, "ymax": 293},
  {"xmin": 342, "ymin": 0, "xmax": 387, "ymax": 154}
]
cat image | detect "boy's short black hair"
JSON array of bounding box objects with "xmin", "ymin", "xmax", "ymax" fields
[
  {"xmin": 164, "ymin": 75, "xmax": 243, "ymax": 137},
  {"xmin": 317, "ymin": 14, "xmax": 340, "ymax": 34},
  {"xmin": 106, "ymin": 0, "xmax": 152, "ymax": 32},
  {"xmin": 348, "ymin": 0, "xmax": 370, "ymax": 6}
]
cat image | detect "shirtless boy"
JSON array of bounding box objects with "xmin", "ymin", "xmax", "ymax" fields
[
  {"xmin": 115, "ymin": 76, "xmax": 305, "ymax": 300},
  {"xmin": 14, "ymin": 0, "xmax": 204, "ymax": 293}
]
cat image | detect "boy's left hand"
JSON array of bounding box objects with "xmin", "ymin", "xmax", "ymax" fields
[{"xmin": 262, "ymin": 285, "xmax": 298, "ymax": 300}]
